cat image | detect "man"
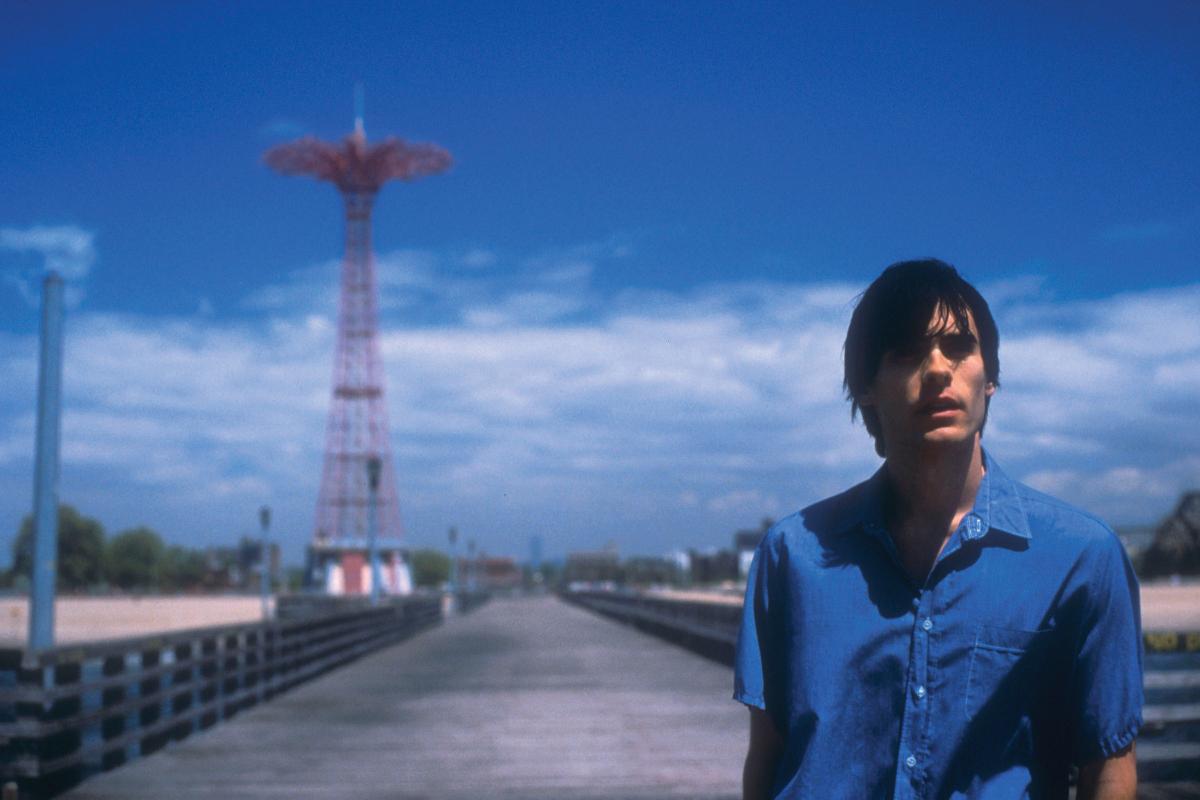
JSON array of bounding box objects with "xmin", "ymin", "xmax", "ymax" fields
[{"xmin": 735, "ymin": 260, "xmax": 1142, "ymax": 799}]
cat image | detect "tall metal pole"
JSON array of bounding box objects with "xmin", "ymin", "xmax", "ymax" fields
[
  {"xmin": 467, "ymin": 539, "xmax": 477, "ymax": 593},
  {"xmin": 367, "ymin": 457, "xmax": 382, "ymax": 605},
  {"xmin": 29, "ymin": 272, "xmax": 64, "ymax": 652},
  {"xmin": 447, "ymin": 526, "xmax": 458, "ymax": 595},
  {"xmin": 259, "ymin": 506, "xmax": 271, "ymax": 621}
]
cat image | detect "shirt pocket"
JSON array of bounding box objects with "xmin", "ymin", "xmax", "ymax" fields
[{"xmin": 964, "ymin": 624, "xmax": 1053, "ymax": 721}]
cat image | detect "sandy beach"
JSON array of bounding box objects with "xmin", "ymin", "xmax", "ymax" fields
[
  {"xmin": 652, "ymin": 581, "xmax": 1200, "ymax": 631},
  {"xmin": 0, "ymin": 582, "xmax": 1195, "ymax": 648},
  {"xmin": 0, "ymin": 595, "xmax": 270, "ymax": 646}
]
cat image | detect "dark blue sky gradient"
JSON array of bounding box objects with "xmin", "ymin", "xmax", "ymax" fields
[{"xmin": 1, "ymin": 2, "xmax": 1197, "ymax": 327}]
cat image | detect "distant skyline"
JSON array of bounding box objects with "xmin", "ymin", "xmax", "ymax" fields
[{"xmin": 1, "ymin": 2, "xmax": 1198, "ymax": 564}]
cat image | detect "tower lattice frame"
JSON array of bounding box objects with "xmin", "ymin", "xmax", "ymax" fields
[{"xmin": 265, "ymin": 118, "xmax": 450, "ymax": 582}]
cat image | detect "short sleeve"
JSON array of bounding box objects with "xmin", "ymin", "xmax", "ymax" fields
[
  {"xmin": 1069, "ymin": 531, "xmax": 1144, "ymax": 764},
  {"xmin": 734, "ymin": 534, "xmax": 780, "ymax": 713}
]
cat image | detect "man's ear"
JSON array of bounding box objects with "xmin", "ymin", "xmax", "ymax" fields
[
  {"xmin": 857, "ymin": 391, "xmax": 875, "ymax": 408},
  {"xmin": 985, "ymin": 382, "xmax": 996, "ymax": 399}
]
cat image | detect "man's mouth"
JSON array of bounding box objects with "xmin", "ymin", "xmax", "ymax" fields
[{"xmin": 919, "ymin": 397, "xmax": 961, "ymax": 415}]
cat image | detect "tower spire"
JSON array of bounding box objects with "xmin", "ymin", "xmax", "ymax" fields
[{"xmin": 354, "ymin": 83, "xmax": 365, "ymax": 137}]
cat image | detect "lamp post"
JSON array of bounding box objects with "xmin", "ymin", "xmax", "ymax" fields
[
  {"xmin": 29, "ymin": 272, "xmax": 64, "ymax": 652},
  {"xmin": 466, "ymin": 538, "xmax": 477, "ymax": 593},
  {"xmin": 367, "ymin": 457, "xmax": 382, "ymax": 605},
  {"xmin": 259, "ymin": 506, "xmax": 271, "ymax": 621},
  {"xmin": 447, "ymin": 526, "xmax": 459, "ymax": 596}
]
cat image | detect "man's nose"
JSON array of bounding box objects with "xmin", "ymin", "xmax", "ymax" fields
[{"xmin": 922, "ymin": 347, "xmax": 953, "ymax": 383}]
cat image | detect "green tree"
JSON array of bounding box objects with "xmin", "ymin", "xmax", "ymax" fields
[
  {"xmin": 284, "ymin": 565, "xmax": 306, "ymax": 592},
  {"xmin": 106, "ymin": 527, "xmax": 166, "ymax": 590},
  {"xmin": 10, "ymin": 505, "xmax": 106, "ymax": 591},
  {"xmin": 409, "ymin": 548, "xmax": 451, "ymax": 588},
  {"xmin": 161, "ymin": 545, "xmax": 208, "ymax": 591}
]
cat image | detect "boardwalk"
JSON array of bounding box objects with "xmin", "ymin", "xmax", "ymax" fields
[{"xmin": 61, "ymin": 596, "xmax": 744, "ymax": 799}]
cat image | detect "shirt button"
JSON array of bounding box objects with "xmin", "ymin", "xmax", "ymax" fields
[
  {"xmin": 965, "ymin": 514, "xmax": 984, "ymax": 539},
  {"xmin": 905, "ymin": 755, "xmax": 917, "ymax": 769},
  {"xmin": 922, "ymin": 618, "xmax": 933, "ymax": 632},
  {"xmin": 915, "ymin": 685, "xmax": 926, "ymax": 699}
]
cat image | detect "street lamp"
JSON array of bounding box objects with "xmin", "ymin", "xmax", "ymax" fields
[
  {"xmin": 259, "ymin": 506, "xmax": 271, "ymax": 620},
  {"xmin": 467, "ymin": 538, "xmax": 476, "ymax": 593},
  {"xmin": 366, "ymin": 457, "xmax": 382, "ymax": 606},
  {"xmin": 447, "ymin": 526, "xmax": 459, "ymax": 596}
]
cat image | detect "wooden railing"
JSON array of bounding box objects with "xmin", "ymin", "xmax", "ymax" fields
[
  {"xmin": 563, "ymin": 589, "xmax": 1200, "ymax": 785},
  {"xmin": 0, "ymin": 595, "xmax": 443, "ymax": 798}
]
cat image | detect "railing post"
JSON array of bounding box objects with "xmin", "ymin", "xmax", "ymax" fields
[
  {"xmin": 221, "ymin": 633, "xmax": 239, "ymax": 718},
  {"xmin": 171, "ymin": 641, "xmax": 194, "ymax": 742},
  {"xmin": 8, "ymin": 654, "xmax": 46, "ymax": 798},
  {"xmin": 138, "ymin": 647, "xmax": 163, "ymax": 757},
  {"xmin": 250, "ymin": 628, "xmax": 264, "ymax": 706},
  {"xmin": 44, "ymin": 658, "xmax": 84, "ymax": 794},
  {"xmin": 100, "ymin": 653, "xmax": 127, "ymax": 770},
  {"xmin": 198, "ymin": 636, "xmax": 218, "ymax": 730}
]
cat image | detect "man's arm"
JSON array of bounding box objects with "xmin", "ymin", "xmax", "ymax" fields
[
  {"xmin": 1076, "ymin": 744, "xmax": 1136, "ymax": 800},
  {"xmin": 743, "ymin": 706, "xmax": 783, "ymax": 800}
]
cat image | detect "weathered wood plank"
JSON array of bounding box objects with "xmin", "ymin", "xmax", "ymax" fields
[{"xmin": 61, "ymin": 596, "xmax": 744, "ymax": 799}]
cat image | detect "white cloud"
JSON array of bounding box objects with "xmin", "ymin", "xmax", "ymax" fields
[
  {"xmin": 1, "ymin": 244, "xmax": 1197, "ymax": 561},
  {"xmin": 459, "ymin": 248, "xmax": 497, "ymax": 269},
  {"xmin": 462, "ymin": 290, "xmax": 588, "ymax": 327},
  {"xmin": 0, "ymin": 224, "xmax": 96, "ymax": 306},
  {"xmin": 1023, "ymin": 458, "xmax": 1200, "ymax": 521},
  {"xmin": 707, "ymin": 489, "xmax": 782, "ymax": 515}
]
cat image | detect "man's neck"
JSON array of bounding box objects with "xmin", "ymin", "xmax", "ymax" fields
[{"xmin": 882, "ymin": 437, "xmax": 986, "ymax": 584}]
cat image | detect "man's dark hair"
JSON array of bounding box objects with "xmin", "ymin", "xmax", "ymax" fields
[{"xmin": 843, "ymin": 259, "xmax": 1000, "ymax": 456}]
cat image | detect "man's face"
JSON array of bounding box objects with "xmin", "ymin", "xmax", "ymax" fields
[{"xmin": 859, "ymin": 306, "xmax": 995, "ymax": 456}]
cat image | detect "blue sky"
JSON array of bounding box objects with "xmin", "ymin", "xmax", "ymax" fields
[{"xmin": 1, "ymin": 2, "xmax": 1198, "ymax": 564}]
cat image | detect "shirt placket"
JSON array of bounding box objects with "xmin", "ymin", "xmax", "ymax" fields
[
  {"xmin": 888, "ymin": 513, "xmax": 984, "ymax": 799},
  {"xmin": 861, "ymin": 522, "xmax": 935, "ymax": 800},
  {"xmin": 891, "ymin": 587, "xmax": 934, "ymax": 800},
  {"xmin": 878, "ymin": 510, "xmax": 988, "ymax": 796}
]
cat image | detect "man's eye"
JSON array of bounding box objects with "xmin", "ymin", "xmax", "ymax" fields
[
  {"xmin": 941, "ymin": 335, "xmax": 977, "ymax": 359},
  {"xmin": 889, "ymin": 343, "xmax": 925, "ymax": 362}
]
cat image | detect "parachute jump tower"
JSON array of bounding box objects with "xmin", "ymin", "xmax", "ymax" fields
[{"xmin": 265, "ymin": 99, "xmax": 451, "ymax": 596}]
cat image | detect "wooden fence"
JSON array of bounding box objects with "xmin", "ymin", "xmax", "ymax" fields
[
  {"xmin": 0, "ymin": 595, "xmax": 446, "ymax": 798},
  {"xmin": 564, "ymin": 589, "xmax": 1200, "ymax": 786}
]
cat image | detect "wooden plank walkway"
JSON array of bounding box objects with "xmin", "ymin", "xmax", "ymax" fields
[{"xmin": 61, "ymin": 596, "xmax": 744, "ymax": 800}]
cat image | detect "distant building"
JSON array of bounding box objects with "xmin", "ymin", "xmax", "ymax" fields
[
  {"xmin": 1140, "ymin": 491, "xmax": 1200, "ymax": 578},
  {"xmin": 564, "ymin": 550, "xmax": 621, "ymax": 585},
  {"xmin": 665, "ymin": 549, "xmax": 691, "ymax": 577},
  {"xmin": 688, "ymin": 547, "xmax": 738, "ymax": 585},
  {"xmin": 479, "ymin": 556, "xmax": 522, "ymax": 591},
  {"xmin": 306, "ymin": 541, "xmax": 413, "ymax": 596},
  {"xmin": 623, "ymin": 556, "xmax": 680, "ymax": 586},
  {"xmin": 734, "ymin": 519, "xmax": 773, "ymax": 580}
]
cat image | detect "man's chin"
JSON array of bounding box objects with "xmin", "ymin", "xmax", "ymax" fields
[{"xmin": 918, "ymin": 428, "xmax": 978, "ymax": 448}]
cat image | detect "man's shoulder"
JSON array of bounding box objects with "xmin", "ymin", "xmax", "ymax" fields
[
  {"xmin": 995, "ymin": 468, "xmax": 1123, "ymax": 554},
  {"xmin": 1003, "ymin": 472, "xmax": 1113, "ymax": 542},
  {"xmin": 761, "ymin": 477, "xmax": 878, "ymax": 553}
]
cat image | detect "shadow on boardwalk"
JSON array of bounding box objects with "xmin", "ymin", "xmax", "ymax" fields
[{"xmin": 62, "ymin": 596, "xmax": 743, "ymax": 800}]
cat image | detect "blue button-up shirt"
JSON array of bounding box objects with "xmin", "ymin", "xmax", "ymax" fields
[{"xmin": 734, "ymin": 451, "xmax": 1143, "ymax": 799}]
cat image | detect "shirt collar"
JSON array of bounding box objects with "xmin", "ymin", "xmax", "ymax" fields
[{"xmin": 835, "ymin": 448, "xmax": 1033, "ymax": 541}]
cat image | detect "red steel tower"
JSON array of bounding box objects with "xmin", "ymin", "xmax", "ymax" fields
[{"xmin": 265, "ymin": 110, "xmax": 451, "ymax": 595}]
